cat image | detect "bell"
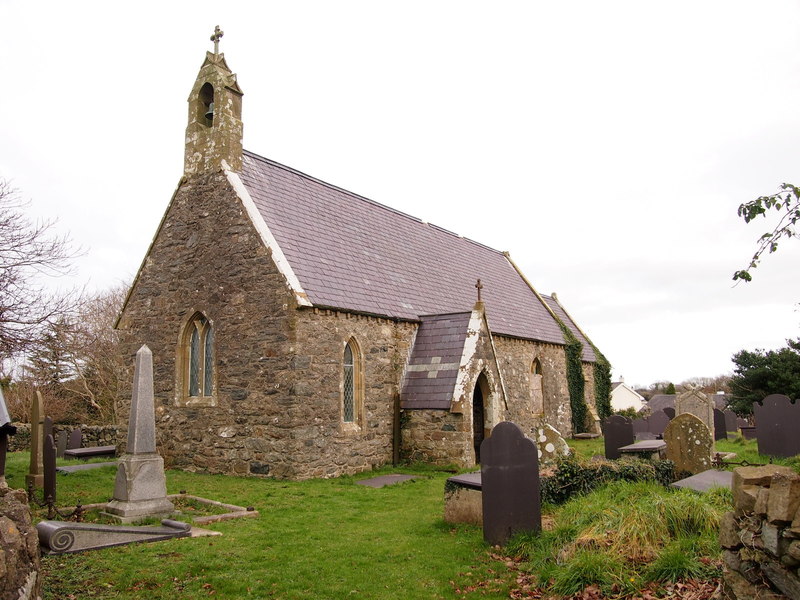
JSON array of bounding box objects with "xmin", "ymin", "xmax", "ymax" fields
[{"xmin": 205, "ymin": 102, "xmax": 214, "ymax": 121}]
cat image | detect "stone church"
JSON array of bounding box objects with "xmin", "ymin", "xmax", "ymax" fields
[{"xmin": 115, "ymin": 36, "xmax": 609, "ymax": 480}]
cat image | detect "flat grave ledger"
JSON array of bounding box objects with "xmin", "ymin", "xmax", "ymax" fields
[{"xmin": 617, "ymin": 440, "xmax": 667, "ymax": 460}]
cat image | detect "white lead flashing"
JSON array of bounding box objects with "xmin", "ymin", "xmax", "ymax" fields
[{"xmin": 225, "ymin": 165, "xmax": 313, "ymax": 308}]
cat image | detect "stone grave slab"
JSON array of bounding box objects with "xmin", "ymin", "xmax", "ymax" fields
[
  {"xmin": 57, "ymin": 462, "xmax": 117, "ymax": 474},
  {"xmin": 356, "ymin": 474, "xmax": 416, "ymax": 488},
  {"xmin": 26, "ymin": 391, "xmax": 44, "ymax": 489},
  {"xmin": 713, "ymin": 409, "xmax": 727, "ymax": 441},
  {"xmin": 602, "ymin": 415, "xmax": 633, "ymax": 460},
  {"xmin": 618, "ymin": 440, "xmax": 666, "ymax": 460},
  {"xmin": 723, "ymin": 410, "xmax": 738, "ymax": 433},
  {"xmin": 676, "ymin": 387, "xmax": 714, "ymax": 434},
  {"xmin": 754, "ymin": 394, "xmax": 800, "ymax": 458},
  {"xmin": 664, "ymin": 413, "xmax": 714, "ymax": 475},
  {"xmin": 648, "ymin": 410, "xmax": 671, "ymax": 436},
  {"xmin": 532, "ymin": 424, "xmax": 570, "ymax": 464},
  {"xmin": 480, "ymin": 421, "xmax": 540, "ymax": 546},
  {"xmin": 632, "ymin": 418, "xmax": 648, "ymax": 436},
  {"xmin": 444, "ymin": 472, "xmax": 482, "ymax": 525},
  {"xmin": 67, "ymin": 428, "xmax": 82, "ymax": 450},
  {"xmin": 37, "ymin": 519, "xmax": 191, "ymax": 554},
  {"xmin": 671, "ymin": 469, "xmax": 733, "ymax": 493},
  {"xmin": 56, "ymin": 431, "xmax": 68, "ymax": 458}
]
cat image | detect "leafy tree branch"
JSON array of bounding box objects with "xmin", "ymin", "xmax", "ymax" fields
[{"xmin": 734, "ymin": 183, "xmax": 800, "ymax": 282}]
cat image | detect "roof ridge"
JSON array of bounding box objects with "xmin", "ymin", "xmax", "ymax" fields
[{"xmin": 242, "ymin": 148, "xmax": 504, "ymax": 255}]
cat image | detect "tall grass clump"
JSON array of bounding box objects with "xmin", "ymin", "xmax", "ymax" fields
[{"xmin": 507, "ymin": 480, "xmax": 731, "ymax": 596}]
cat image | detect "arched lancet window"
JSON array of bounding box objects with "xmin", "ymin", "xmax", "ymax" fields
[
  {"xmin": 531, "ymin": 358, "xmax": 544, "ymax": 416},
  {"xmin": 342, "ymin": 338, "xmax": 363, "ymax": 425},
  {"xmin": 183, "ymin": 313, "xmax": 214, "ymax": 400}
]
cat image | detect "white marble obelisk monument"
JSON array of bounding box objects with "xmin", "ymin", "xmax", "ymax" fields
[{"xmin": 104, "ymin": 345, "xmax": 174, "ymax": 522}]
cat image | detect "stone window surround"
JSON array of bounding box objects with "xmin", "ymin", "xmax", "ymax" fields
[
  {"xmin": 175, "ymin": 310, "xmax": 217, "ymax": 407},
  {"xmin": 340, "ymin": 337, "xmax": 364, "ymax": 434}
]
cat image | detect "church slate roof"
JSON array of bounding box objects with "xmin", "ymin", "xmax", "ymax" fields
[
  {"xmin": 400, "ymin": 313, "xmax": 472, "ymax": 410},
  {"xmin": 238, "ymin": 150, "xmax": 579, "ymax": 350}
]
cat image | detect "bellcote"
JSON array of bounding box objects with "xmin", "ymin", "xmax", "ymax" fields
[{"xmin": 184, "ymin": 27, "xmax": 244, "ymax": 175}]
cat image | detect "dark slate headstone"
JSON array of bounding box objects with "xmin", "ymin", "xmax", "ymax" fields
[
  {"xmin": 723, "ymin": 410, "xmax": 738, "ymax": 433},
  {"xmin": 713, "ymin": 409, "xmax": 727, "ymax": 441},
  {"xmin": 67, "ymin": 428, "xmax": 82, "ymax": 451},
  {"xmin": 648, "ymin": 410, "xmax": 671, "ymax": 436},
  {"xmin": 740, "ymin": 425, "xmax": 757, "ymax": 440},
  {"xmin": 663, "ymin": 407, "xmax": 676, "ymax": 419},
  {"xmin": 480, "ymin": 421, "xmax": 540, "ymax": 546},
  {"xmin": 602, "ymin": 415, "xmax": 634, "ymax": 460},
  {"xmin": 754, "ymin": 394, "xmax": 800, "ymax": 458},
  {"xmin": 43, "ymin": 434, "xmax": 57, "ymax": 503},
  {"xmin": 43, "ymin": 416, "xmax": 53, "ymax": 446},
  {"xmin": 56, "ymin": 431, "xmax": 68, "ymax": 458},
  {"xmin": 632, "ymin": 418, "xmax": 648, "ymax": 436}
]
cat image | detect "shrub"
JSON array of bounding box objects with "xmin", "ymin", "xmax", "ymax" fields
[{"xmin": 540, "ymin": 456, "xmax": 676, "ymax": 505}]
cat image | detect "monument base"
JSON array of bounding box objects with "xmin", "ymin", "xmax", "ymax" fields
[
  {"xmin": 25, "ymin": 473, "xmax": 44, "ymax": 489},
  {"xmin": 103, "ymin": 453, "xmax": 174, "ymax": 523}
]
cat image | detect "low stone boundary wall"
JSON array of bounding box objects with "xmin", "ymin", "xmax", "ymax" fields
[
  {"xmin": 0, "ymin": 487, "xmax": 42, "ymax": 600},
  {"xmin": 721, "ymin": 465, "xmax": 800, "ymax": 599},
  {"xmin": 7, "ymin": 424, "xmax": 118, "ymax": 453}
]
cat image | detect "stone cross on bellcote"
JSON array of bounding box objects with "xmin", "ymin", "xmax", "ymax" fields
[
  {"xmin": 210, "ymin": 25, "xmax": 224, "ymax": 55},
  {"xmin": 475, "ymin": 279, "xmax": 483, "ymax": 303}
]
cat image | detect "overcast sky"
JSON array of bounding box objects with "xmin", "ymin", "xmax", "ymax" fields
[{"xmin": 1, "ymin": 1, "xmax": 799, "ymax": 388}]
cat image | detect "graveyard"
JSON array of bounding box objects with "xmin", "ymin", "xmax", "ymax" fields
[
  {"xmin": 3, "ymin": 431, "xmax": 797, "ymax": 599},
  {"xmin": 4, "ymin": 375, "xmax": 800, "ymax": 599}
]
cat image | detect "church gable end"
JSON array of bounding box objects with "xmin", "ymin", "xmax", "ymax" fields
[{"xmin": 116, "ymin": 171, "xmax": 302, "ymax": 476}]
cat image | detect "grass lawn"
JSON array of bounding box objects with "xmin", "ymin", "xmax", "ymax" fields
[
  {"xmin": 3, "ymin": 433, "xmax": 793, "ymax": 600},
  {"xmin": 5, "ymin": 453, "xmax": 511, "ymax": 600}
]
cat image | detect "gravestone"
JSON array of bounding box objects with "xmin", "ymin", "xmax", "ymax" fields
[
  {"xmin": 663, "ymin": 407, "xmax": 675, "ymax": 419},
  {"xmin": 723, "ymin": 410, "xmax": 738, "ymax": 433},
  {"xmin": 43, "ymin": 416, "xmax": 53, "ymax": 446},
  {"xmin": 675, "ymin": 387, "xmax": 714, "ymax": 434},
  {"xmin": 602, "ymin": 415, "xmax": 633, "ymax": 460},
  {"xmin": 632, "ymin": 418, "xmax": 648, "ymax": 437},
  {"xmin": 663, "ymin": 413, "xmax": 713, "ymax": 475},
  {"xmin": 43, "ymin": 434, "xmax": 57, "ymax": 504},
  {"xmin": 67, "ymin": 428, "xmax": 82, "ymax": 450},
  {"xmin": 104, "ymin": 345, "xmax": 175, "ymax": 522},
  {"xmin": 753, "ymin": 394, "xmax": 800, "ymax": 458},
  {"xmin": 648, "ymin": 410, "xmax": 671, "ymax": 437},
  {"xmin": 532, "ymin": 424, "xmax": 570, "ymax": 464},
  {"xmin": 0, "ymin": 386, "xmax": 17, "ymax": 489},
  {"xmin": 713, "ymin": 409, "xmax": 727, "ymax": 441},
  {"xmin": 56, "ymin": 431, "xmax": 68, "ymax": 458},
  {"xmin": 480, "ymin": 421, "xmax": 540, "ymax": 546},
  {"xmin": 26, "ymin": 391, "xmax": 44, "ymax": 489}
]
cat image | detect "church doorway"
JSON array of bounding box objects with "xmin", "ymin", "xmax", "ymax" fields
[{"xmin": 472, "ymin": 372, "xmax": 490, "ymax": 463}]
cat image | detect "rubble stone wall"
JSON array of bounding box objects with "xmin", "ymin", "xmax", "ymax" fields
[
  {"xmin": 720, "ymin": 465, "xmax": 800, "ymax": 599},
  {"xmin": 0, "ymin": 488, "xmax": 41, "ymax": 600},
  {"xmin": 7, "ymin": 424, "xmax": 118, "ymax": 453}
]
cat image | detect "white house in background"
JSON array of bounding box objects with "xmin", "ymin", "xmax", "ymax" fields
[{"xmin": 610, "ymin": 378, "xmax": 645, "ymax": 412}]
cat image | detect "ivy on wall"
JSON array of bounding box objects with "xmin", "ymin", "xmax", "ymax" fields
[
  {"xmin": 558, "ymin": 323, "xmax": 587, "ymax": 433},
  {"xmin": 592, "ymin": 349, "xmax": 613, "ymax": 420}
]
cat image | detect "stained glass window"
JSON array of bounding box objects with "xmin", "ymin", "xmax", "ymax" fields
[{"xmin": 204, "ymin": 325, "xmax": 214, "ymax": 395}]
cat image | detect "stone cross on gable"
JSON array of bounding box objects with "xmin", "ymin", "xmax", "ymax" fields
[
  {"xmin": 475, "ymin": 279, "xmax": 483, "ymax": 303},
  {"xmin": 210, "ymin": 25, "xmax": 224, "ymax": 55}
]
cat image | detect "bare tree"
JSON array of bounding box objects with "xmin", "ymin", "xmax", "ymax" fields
[
  {"xmin": 61, "ymin": 284, "xmax": 128, "ymax": 423},
  {"xmin": 0, "ymin": 179, "xmax": 80, "ymax": 360}
]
